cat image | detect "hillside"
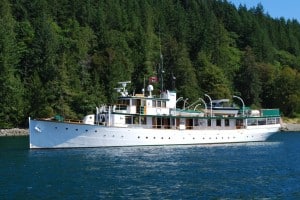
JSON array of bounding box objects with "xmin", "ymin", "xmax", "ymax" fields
[{"xmin": 0, "ymin": 0, "xmax": 300, "ymax": 128}]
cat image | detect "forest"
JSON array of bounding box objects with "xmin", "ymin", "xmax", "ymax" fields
[{"xmin": 1, "ymin": 0, "xmax": 300, "ymax": 128}]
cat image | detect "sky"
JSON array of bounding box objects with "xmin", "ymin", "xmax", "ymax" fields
[{"xmin": 229, "ymin": 0, "xmax": 300, "ymax": 22}]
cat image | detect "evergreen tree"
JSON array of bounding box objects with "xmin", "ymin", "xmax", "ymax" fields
[
  {"xmin": 235, "ymin": 47, "xmax": 262, "ymax": 107},
  {"xmin": 164, "ymin": 37, "xmax": 200, "ymax": 101},
  {"xmin": 196, "ymin": 52, "xmax": 231, "ymax": 99},
  {"xmin": 0, "ymin": 0, "xmax": 25, "ymax": 127}
]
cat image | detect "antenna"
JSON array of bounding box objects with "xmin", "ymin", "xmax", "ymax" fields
[
  {"xmin": 115, "ymin": 81, "xmax": 131, "ymax": 96},
  {"xmin": 118, "ymin": 81, "xmax": 131, "ymax": 89}
]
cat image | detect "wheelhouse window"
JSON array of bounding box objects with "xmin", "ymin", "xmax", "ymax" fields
[
  {"xmin": 118, "ymin": 99, "xmax": 130, "ymax": 105},
  {"xmin": 116, "ymin": 99, "xmax": 129, "ymax": 110}
]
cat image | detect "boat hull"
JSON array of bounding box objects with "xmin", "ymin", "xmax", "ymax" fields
[{"xmin": 29, "ymin": 118, "xmax": 281, "ymax": 149}]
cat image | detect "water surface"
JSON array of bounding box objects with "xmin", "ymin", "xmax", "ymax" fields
[{"xmin": 0, "ymin": 133, "xmax": 300, "ymax": 199}]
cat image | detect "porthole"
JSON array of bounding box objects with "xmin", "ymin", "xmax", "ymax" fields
[
  {"xmin": 66, "ymin": 128, "xmax": 68, "ymax": 130},
  {"xmin": 104, "ymin": 135, "xmax": 106, "ymax": 137},
  {"xmin": 75, "ymin": 129, "xmax": 78, "ymax": 131},
  {"xmin": 55, "ymin": 127, "xmax": 58, "ymax": 129},
  {"xmin": 209, "ymin": 137, "xmax": 211, "ymax": 139},
  {"xmin": 112, "ymin": 135, "xmax": 115, "ymax": 137},
  {"xmin": 146, "ymin": 137, "xmax": 148, "ymax": 139},
  {"xmin": 193, "ymin": 137, "xmax": 195, "ymax": 140},
  {"xmin": 138, "ymin": 136, "xmax": 140, "ymax": 139},
  {"xmin": 85, "ymin": 130, "xmax": 88, "ymax": 132},
  {"xmin": 153, "ymin": 137, "xmax": 156, "ymax": 139},
  {"xmin": 95, "ymin": 130, "xmax": 98, "ymax": 133},
  {"xmin": 161, "ymin": 137, "xmax": 164, "ymax": 139},
  {"xmin": 168, "ymin": 137, "xmax": 171, "ymax": 139}
]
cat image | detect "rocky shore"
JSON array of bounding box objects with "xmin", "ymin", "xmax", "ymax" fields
[
  {"xmin": 280, "ymin": 123, "xmax": 300, "ymax": 132},
  {"xmin": 0, "ymin": 128, "xmax": 29, "ymax": 137},
  {"xmin": 0, "ymin": 123, "xmax": 299, "ymax": 137}
]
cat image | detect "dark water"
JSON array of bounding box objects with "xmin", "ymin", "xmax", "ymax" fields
[{"xmin": 1, "ymin": 132, "xmax": 300, "ymax": 199}]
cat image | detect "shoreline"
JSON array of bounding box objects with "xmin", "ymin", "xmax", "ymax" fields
[
  {"xmin": 0, "ymin": 128, "xmax": 29, "ymax": 137},
  {"xmin": 1, "ymin": 123, "xmax": 300, "ymax": 137},
  {"xmin": 280, "ymin": 123, "xmax": 300, "ymax": 132}
]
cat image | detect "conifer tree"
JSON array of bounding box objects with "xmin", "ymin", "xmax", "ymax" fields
[
  {"xmin": 0, "ymin": 0, "xmax": 25, "ymax": 127},
  {"xmin": 235, "ymin": 47, "xmax": 262, "ymax": 107}
]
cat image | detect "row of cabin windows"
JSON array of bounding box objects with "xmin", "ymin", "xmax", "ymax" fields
[
  {"xmin": 152, "ymin": 100, "xmax": 166, "ymax": 108},
  {"xmin": 125, "ymin": 116, "xmax": 279, "ymax": 127},
  {"xmin": 118, "ymin": 99, "xmax": 167, "ymax": 108},
  {"xmin": 125, "ymin": 116, "xmax": 236, "ymax": 127},
  {"xmin": 209, "ymin": 119, "xmax": 231, "ymax": 127}
]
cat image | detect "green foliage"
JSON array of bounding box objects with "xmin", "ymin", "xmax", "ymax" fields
[
  {"xmin": 196, "ymin": 52, "xmax": 231, "ymax": 99},
  {"xmin": 0, "ymin": 0, "xmax": 25, "ymax": 127},
  {"xmin": 235, "ymin": 47, "xmax": 262, "ymax": 107},
  {"xmin": 1, "ymin": 0, "xmax": 300, "ymax": 127},
  {"xmin": 164, "ymin": 37, "xmax": 200, "ymax": 101},
  {"xmin": 273, "ymin": 67, "xmax": 300, "ymax": 116}
]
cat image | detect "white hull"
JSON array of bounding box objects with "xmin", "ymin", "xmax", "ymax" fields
[{"xmin": 29, "ymin": 118, "xmax": 280, "ymax": 148}]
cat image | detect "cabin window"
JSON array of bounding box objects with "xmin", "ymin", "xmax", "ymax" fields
[
  {"xmin": 208, "ymin": 119, "xmax": 211, "ymax": 127},
  {"xmin": 152, "ymin": 100, "xmax": 156, "ymax": 107},
  {"xmin": 258, "ymin": 118, "xmax": 266, "ymax": 125},
  {"xmin": 216, "ymin": 119, "xmax": 221, "ymax": 126},
  {"xmin": 236, "ymin": 119, "xmax": 244, "ymax": 127},
  {"xmin": 194, "ymin": 119, "xmax": 199, "ymax": 126},
  {"xmin": 125, "ymin": 116, "xmax": 132, "ymax": 124},
  {"xmin": 141, "ymin": 100, "xmax": 146, "ymax": 106},
  {"xmin": 247, "ymin": 119, "xmax": 257, "ymax": 126},
  {"xmin": 141, "ymin": 117, "xmax": 146, "ymax": 125},
  {"xmin": 131, "ymin": 99, "xmax": 136, "ymax": 106},
  {"xmin": 186, "ymin": 119, "xmax": 193, "ymax": 129},
  {"xmin": 156, "ymin": 117, "xmax": 162, "ymax": 128},
  {"xmin": 225, "ymin": 119, "xmax": 230, "ymax": 126},
  {"xmin": 267, "ymin": 118, "xmax": 276, "ymax": 124},
  {"xmin": 198, "ymin": 119, "xmax": 205, "ymax": 126},
  {"xmin": 162, "ymin": 101, "xmax": 166, "ymax": 108},
  {"xmin": 134, "ymin": 117, "xmax": 139, "ymax": 124},
  {"xmin": 157, "ymin": 101, "xmax": 161, "ymax": 107}
]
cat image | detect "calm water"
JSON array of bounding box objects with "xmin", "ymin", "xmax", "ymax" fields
[{"xmin": 1, "ymin": 132, "xmax": 300, "ymax": 199}]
